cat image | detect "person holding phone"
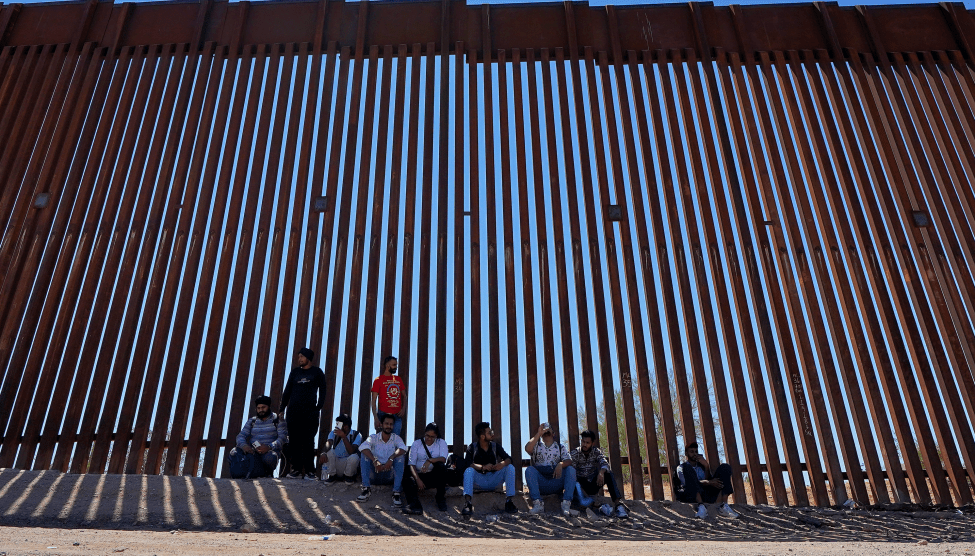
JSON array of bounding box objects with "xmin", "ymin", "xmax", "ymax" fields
[
  {"xmin": 524, "ymin": 420, "xmax": 576, "ymax": 516},
  {"xmin": 676, "ymin": 442, "xmax": 739, "ymax": 519},
  {"xmin": 322, "ymin": 413, "xmax": 362, "ymax": 483}
]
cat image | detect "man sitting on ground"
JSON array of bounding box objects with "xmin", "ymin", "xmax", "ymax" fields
[
  {"xmin": 228, "ymin": 395, "xmax": 287, "ymax": 479},
  {"xmin": 402, "ymin": 422, "xmax": 450, "ymax": 514},
  {"xmin": 322, "ymin": 413, "xmax": 362, "ymax": 483},
  {"xmin": 357, "ymin": 413, "xmax": 407, "ymax": 507},
  {"xmin": 461, "ymin": 421, "xmax": 519, "ymax": 516},
  {"xmin": 570, "ymin": 429, "xmax": 629, "ymax": 518},
  {"xmin": 525, "ymin": 421, "xmax": 576, "ymax": 516},
  {"xmin": 676, "ymin": 442, "xmax": 738, "ymax": 519}
]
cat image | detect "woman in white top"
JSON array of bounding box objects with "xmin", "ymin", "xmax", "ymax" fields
[{"xmin": 402, "ymin": 422, "xmax": 450, "ymax": 514}]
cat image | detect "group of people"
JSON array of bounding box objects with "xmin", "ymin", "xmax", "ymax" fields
[{"xmin": 229, "ymin": 348, "xmax": 740, "ymax": 519}]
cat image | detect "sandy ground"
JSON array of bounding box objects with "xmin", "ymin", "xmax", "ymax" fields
[{"xmin": 1, "ymin": 469, "xmax": 974, "ymax": 554}]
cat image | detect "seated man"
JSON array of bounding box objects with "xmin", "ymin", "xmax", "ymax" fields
[
  {"xmin": 676, "ymin": 442, "xmax": 738, "ymax": 519},
  {"xmin": 461, "ymin": 421, "xmax": 519, "ymax": 516},
  {"xmin": 570, "ymin": 430, "xmax": 629, "ymax": 518},
  {"xmin": 228, "ymin": 395, "xmax": 287, "ymax": 479},
  {"xmin": 525, "ymin": 421, "xmax": 576, "ymax": 516},
  {"xmin": 402, "ymin": 422, "xmax": 450, "ymax": 514},
  {"xmin": 322, "ymin": 413, "xmax": 362, "ymax": 483},
  {"xmin": 357, "ymin": 413, "xmax": 407, "ymax": 507}
]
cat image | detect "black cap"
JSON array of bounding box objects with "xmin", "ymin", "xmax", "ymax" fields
[
  {"xmin": 299, "ymin": 347, "xmax": 315, "ymax": 362},
  {"xmin": 255, "ymin": 395, "xmax": 273, "ymax": 407}
]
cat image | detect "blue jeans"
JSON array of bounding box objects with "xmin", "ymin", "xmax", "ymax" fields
[
  {"xmin": 463, "ymin": 465, "xmax": 516, "ymax": 497},
  {"xmin": 360, "ymin": 455, "xmax": 405, "ymax": 492},
  {"xmin": 525, "ymin": 465, "xmax": 577, "ymax": 501}
]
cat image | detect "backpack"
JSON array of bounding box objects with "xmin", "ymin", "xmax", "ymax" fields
[{"xmin": 228, "ymin": 450, "xmax": 266, "ymax": 479}]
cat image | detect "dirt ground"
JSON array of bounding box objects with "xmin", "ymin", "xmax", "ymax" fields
[{"xmin": 1, "ymin": 469, "xmax": 974, "ymax": 555}]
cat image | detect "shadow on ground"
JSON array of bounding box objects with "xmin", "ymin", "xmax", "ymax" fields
[{"xmin": 0, "ymin": 469, "xmax": 972, "ymax": 543}]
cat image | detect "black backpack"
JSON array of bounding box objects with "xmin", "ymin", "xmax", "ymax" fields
[{"xmin": 228, "ymin": 450, "xmax": 266, "ymax": 479}]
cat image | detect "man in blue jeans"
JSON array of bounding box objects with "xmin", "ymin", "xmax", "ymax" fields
[
  {"xmin": 461, "ymin": 421, "xmax": 519, "ymax": 516},
  {"xmin": 357, "ymin": 413, "xmax": 407, "ymax": 507},
  {"xmin": 524, "ymin": 421, "xmax": 576, "ymax": 516}
]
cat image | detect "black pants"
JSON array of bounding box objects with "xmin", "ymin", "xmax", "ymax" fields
[
  {"xmin": 286, "ymin": 410, "xmax": 319, "ymax": 475},
  {"xmin": 677, "ymin": 463, "xmax": 734, "ymax": 504},
  {"xmin": 578, "ymin": 470, "xmax": 623, "ymax": 502},
  {"xmin": 403, "ymin": 466, "xmax": 447, "ymax": 510}
]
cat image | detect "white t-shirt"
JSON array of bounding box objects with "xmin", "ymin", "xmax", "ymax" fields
[
  {"xmin": 531, "ymin": 440, "xmax": 571, "ymax": 468},
  {"xmin": 359, "ymin": 432, "xmax": 407, "ymax": 464},
  {"xmin": 408, "ymin": 438, "xmax": 449, "ymax": 470}
]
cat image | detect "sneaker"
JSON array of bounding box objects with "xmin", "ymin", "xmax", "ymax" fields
[
  {"xmin": 504, "ymin": 499, "xmax": 519, "ymax": 514},
  {"xmin": 561, "ymin": 500, "xmax": 573, "ymax": 516},
  {"xmin": 436, "ymin": 499, "xmax": 448, "ymax": 512},
  {"xmin": 696, "ymin": 504, "xmax": 708, "ymax": 519},
  {"xmin": 717, "ymin": 503, "xmax": 739, "ymax": 519},
  {"xmin": 461, "ymin": 502, "xmax": 473, "ymax": 517},
  {"xmin": 530, "ymin": 499, "xmax": 545, "ymax": 515},
  {"xmin": 402, "ymin": 505, "xmax": 422, "ymax": 515},
  {"xmin": 286, "ymin": 471, "xmax": 302, "ymax": 479},
  {"xmin": 357, "ymin": 487, "xmax": 371, "ymax": 502},
  {"xmin": 324, "ymin": 474, "xmax": 340, "ymax": 484},
  {"xmin": 392, "ymin": 492, "xmax": 403, "ymax": 507},
  {"xmin": 304, "ymin": 473, "xmax": 317, "ymax": 481},
  {"xmin": 615, "ymin": 503, "xmax": 629, "ymax": 518},
  {"xmin": 344, "ymin": 475, "xmax": 355, "ymax": 485}
]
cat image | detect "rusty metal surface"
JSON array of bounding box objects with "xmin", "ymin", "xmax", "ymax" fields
[{"xmin": 2, "ymin": 0, "xmax": 975, "ymax": 507}]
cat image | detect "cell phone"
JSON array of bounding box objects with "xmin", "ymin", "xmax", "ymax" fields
[{"xmin": 542, "ymin": 422, "xmax": 550, "ymax": 431}]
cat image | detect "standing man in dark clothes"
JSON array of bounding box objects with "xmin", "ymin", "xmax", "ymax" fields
[{"xmin": 280, "ymin": 347, "xmax": 327, "ymax": 480}]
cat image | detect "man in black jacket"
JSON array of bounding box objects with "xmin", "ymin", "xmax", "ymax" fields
[{"xmin": 280, "ymin": 347, "xmax": 327, "ymax": 480}]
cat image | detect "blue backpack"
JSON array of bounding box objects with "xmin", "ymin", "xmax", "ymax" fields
[{"xmin": 228, "ymin": 450, "xmax": 266, "ymax": 479}]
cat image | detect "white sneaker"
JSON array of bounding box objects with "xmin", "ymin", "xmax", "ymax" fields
[
  {"xmin": 696, "ymin": 504, "xmax": 708, "ymax": 519},
  {"xmin": 530, "ymin": 499, "xmax": 545, "ymax": 514},
  {"xmin": 561, "ymin": 500, "xmax": 572, "ymax": 516},
  {"xmin": 717, "ymin": 503, "xmax": 739, "ymax": 519}
]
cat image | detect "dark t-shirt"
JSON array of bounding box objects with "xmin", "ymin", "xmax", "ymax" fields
[
  {"xmin": 464, "ymin": 441, "xmax": 511, "ymax": 469},
  {"xmin": 280, "ymin": 366, "xmax": 326, "ymax": 414}
]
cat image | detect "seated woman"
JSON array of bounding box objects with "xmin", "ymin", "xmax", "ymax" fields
[{"xmin": 402, "ymin": 422, "xmax": 450, "ymax": 514}]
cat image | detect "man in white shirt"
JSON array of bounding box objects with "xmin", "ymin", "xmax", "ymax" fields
[
  {"xmin": 524, "ymin": 421, "xmax": 576, "ymax": 516},
  {"xmin": 402, "ymin": 422, "xmax": 450, "ymax": 514},
  {"xmin": 357, "ymin": 413, "xmax": 407, "ymax": 506},
  {"xmin": 321, "ymin": 413, "xmax": 362, "ymax": 483}
]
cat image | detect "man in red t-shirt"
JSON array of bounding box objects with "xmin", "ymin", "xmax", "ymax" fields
[{"xmin": 371, "ymin": 356, "xmax": 406, "ymax": 437}]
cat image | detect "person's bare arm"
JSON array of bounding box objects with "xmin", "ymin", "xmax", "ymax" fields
[
  {"xmin": 371, "ymin": 392, "xmax": 380, "ymax": 427},
  {"xmin": 525, "ymin": 424, "xmax": 546, "ymax": 454}
]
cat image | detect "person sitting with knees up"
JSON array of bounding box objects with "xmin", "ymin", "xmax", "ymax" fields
[
  {"xmin": 570, "ymin": 429, "xmax": 629, "ymax": 518},
  {"xmin": 322, "ymin": 413, "xmax": 362, "ymax": 483},
  {"xmin": 676, "ymin": 442, "xmax": 739, "ymax": 519},
  {"xmin": 356, "ymin": 413, "xmax": 407, "ymax": 507},
  {"xmin": 402, "ymin": 422, "xmax": 450, "ymax": 515},
  {"xmin": 461, "ymin": 421, "xmax": 519, "ymax": 516},
  {"xmin": 228, "ymin": 395, "xmax": 287, "ymax": 479},
  {"xmin": 525, "ymin": 420, "xmax": 576, "ymax": 516}
]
